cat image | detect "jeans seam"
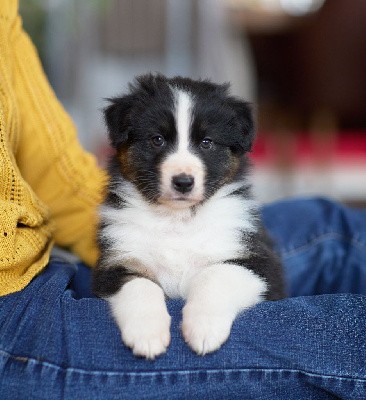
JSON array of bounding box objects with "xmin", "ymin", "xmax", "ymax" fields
[
  {"xmin": 280, "ymin": 232, "xmax": 366, "ymax": 258},
  {"xmin": 1, "ymin": 349, "xmax": 366, "ymax": 383}
]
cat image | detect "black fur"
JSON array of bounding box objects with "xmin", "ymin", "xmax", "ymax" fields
[
  {"xmin": 92, "ymin": 266, "xmax": 141, "ymax": 298},
  {"xmin": 225, "ymin": 229, "xmax": 285, "ymax": 301},
  {"xmin": 93, "ymin": 73, "xmax": 285, "ymax": 301}
]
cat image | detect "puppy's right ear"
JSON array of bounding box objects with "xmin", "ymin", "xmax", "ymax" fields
[{"xmin": 104, "ymin": 95, "xmax": 135, "ymax": 149}]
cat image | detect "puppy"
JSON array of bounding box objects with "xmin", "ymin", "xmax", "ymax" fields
[{"xmin": 93, "ymin": 74, "xmax": 285, "ymax": 359}]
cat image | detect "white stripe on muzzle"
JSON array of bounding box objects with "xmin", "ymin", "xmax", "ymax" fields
[{"xmin": 158, "ymin": 89, "xmax": 205, "ymax": 208}]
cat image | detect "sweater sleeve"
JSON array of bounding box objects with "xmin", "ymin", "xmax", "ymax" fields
[
  {"xmin": 0, "ymin": 2, "xmax": 56, "ymax": 296},
  {"xmin": 0, "ymin": 2, "xmax": 108, "ymax": 289},
  {"xmin": 12, "ymin": 16, "xmax": 108, "ymax": 266}
]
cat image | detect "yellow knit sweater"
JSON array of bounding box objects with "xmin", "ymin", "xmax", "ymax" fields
[{"xmin": 0, "ymin": 0, "xmax": 107, "ymax": 296}]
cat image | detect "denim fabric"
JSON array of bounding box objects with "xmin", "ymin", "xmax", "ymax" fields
[
  {"xmin": 1, "ymin": 198, "xmax": 366, "ymax": 399},
  {"xmin": 262, "ymin": 197, "xmax": 366, "ymax": 297}
]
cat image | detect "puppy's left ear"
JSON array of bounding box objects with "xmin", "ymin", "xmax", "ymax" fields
[
  {"xmin": 104, "ymin": 94, "xmax": 135, "ymax": 149},
  {"xmin": 229, "ymin": 99, "xmax": 255, "ymax": 152}
]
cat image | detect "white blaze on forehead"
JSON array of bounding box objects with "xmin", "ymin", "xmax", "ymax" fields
[
  {"xmin": 159, "ymin": 87, "xmax": 205, "ymax": 208},
  {"xmin": 174, "ymin": 89, "xmax": 193, "ymax": 153}
]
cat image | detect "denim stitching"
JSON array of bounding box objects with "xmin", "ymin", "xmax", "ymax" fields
[
  {"xmin": 280, "ymin": 232, "xmax": 366, "ymax": 259},
  {"xmin": 1, "ymin": 349, "xmax": 366, "ymax": 383}
]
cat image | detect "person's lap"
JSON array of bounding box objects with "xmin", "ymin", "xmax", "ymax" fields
[
  {"xmin": 1, "ymin": 197, "xmax": 366, "ymax": 399},
  {"xmin": 263, "ymin": 197, "xmax": 366, "ymax": 296}
]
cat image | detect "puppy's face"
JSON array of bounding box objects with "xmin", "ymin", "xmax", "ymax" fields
[{"xmin": 105, "ymin": 75, "xmax": 254, "ymax": 209}]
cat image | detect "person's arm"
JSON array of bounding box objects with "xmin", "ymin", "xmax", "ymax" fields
[
  {"xmin": 0, "ymin": 2, "xmax": 107, "ymax": 296},
  {"xmin": 11, "ymin": 13, "xmax": 107, "ymax": 266}
]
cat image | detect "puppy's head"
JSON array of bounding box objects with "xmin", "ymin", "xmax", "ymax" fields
[{"xmin": 105, "ymin": 74, "xmax": 254, "ymax": 209}]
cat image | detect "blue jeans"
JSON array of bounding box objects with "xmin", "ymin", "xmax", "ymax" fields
[{"xmin": 1, "ymin": 198, "xmax": 366, "ymax": 399}]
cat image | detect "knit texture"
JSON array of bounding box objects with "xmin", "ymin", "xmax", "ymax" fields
[{"xmin": 0, "ymin": 0, "xmax": 107, "ymax": 296}]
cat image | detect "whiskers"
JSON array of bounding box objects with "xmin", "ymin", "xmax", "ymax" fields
[
  {"xmin": 203, "ymin": 179, "xmax": 249, "ymax": 202},
  {"xmin": 202, "ymin": 181, "xmax": 221, "ymax": 201},
  {"xmin": 134, "ymin": 169, "xmax": 161, "ymax": 203}
]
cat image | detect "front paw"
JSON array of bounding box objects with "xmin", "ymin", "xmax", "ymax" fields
[
  {"xmin": 108, "ymin": 278, "xmax": 171, "ymax": 359},
  {"xmin": 182, "ymin": 305, "xmax": 233, "ymax": 355},
  {"xmin": 121, "ymin": 312, "xmax": 171, "ymax": 360}
]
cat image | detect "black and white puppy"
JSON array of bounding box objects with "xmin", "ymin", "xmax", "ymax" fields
[{"xmin": 93, "ymin": 74, "xmax": 285, "ymax": 359}]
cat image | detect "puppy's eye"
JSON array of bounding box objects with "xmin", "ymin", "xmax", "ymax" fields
[
  {"xmin": 151, "ymin": 135, "xmax": 165, "ymax": 148},
  {"xmin": 200, "ymin": 137, "xmax": 213, "ymax": 150}
]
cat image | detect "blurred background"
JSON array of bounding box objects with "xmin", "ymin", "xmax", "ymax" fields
[{"xmin": 20, "ymin": 0, "xmax": 366, "ymax": 205}]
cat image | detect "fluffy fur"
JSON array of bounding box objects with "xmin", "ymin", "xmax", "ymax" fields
[{"xmin": 93, "ymin": 74, "xmax": 285, "ymax": 359}]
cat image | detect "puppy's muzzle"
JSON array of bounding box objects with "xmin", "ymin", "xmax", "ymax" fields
[{"xmin": 172, "ymin": 173, "xmax": 194, "ymax": 194}]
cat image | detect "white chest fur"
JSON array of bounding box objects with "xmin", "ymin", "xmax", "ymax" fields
[{"xmin": 100, "ymin": 182, "xmax": 257, "ymax": 298}]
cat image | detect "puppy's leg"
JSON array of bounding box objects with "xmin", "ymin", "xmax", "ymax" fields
[
  {"xmin": 182, "ymin": 263, "xmax": 267, "ymax": 355},
  {"xmin": 108, "ymin": 278, "xmax": 171, "ymax": 359}
]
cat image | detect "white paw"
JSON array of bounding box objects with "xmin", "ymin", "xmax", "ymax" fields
[
  {"xmin": 108, "ymin": 278, "xmax": 171, "ymax": 360},
  {"xmin": 182, "ymin": 305, "xmax": 233, "ymax": 355},
  {"xmin": 121, "ymin": 312, "xmax": 171, "ymax": 359}
]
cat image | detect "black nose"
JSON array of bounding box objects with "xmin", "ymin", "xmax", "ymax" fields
[{"xmin": 172, "ymin": 174, "xmax": 194, "ymax": 194}]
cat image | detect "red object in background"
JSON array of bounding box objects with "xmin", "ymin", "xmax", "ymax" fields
[
  {"xmin": 252, "ymin": 131, "xmax": 366, "ymax": 166},
  {"xmin": 334, "ymin": 132, "xmax": 366, "ymax": 163}
]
